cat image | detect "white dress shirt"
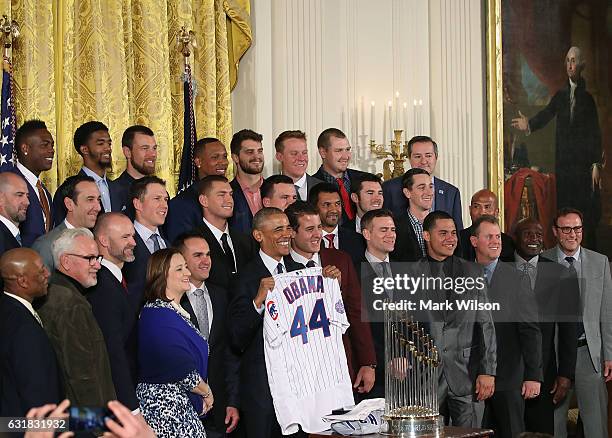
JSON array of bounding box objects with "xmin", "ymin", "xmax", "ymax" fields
[
  {"xmin": 293, "ymin": 173, "xmax": 308, "ymax": 200},
  {"xmin": 0, "ymin": 214, "xmax": 20, "ymax": 239},
  {"xmin": 81, "ymin": 166, "xmax": 112, "ymax": 212},
  {"xmin": 254, "ymin": 250, "xmax": 286, "ymax": 314},
  {"xmin": 202, "ymin": 217, "xmax": 236, "ymax": 265},
  {"xmin": 134, "ymin": 220, "xmax": 166, "ymax": 254},
  {"xmin": 101, "ymin": 258, "xmax": 124, "ymax": 283},
  {"xmin": 289, "ymin": 249, "xmax": 320, "ymax": 267}
]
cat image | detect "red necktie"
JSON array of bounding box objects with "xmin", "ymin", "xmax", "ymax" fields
[
  {"xmin": 121, "ymin": 277, "xmax": 128, "ymax": 293},
  {"xmin": 336, "ymin": 177, "xmax": 354, "ymax": 220},
  {"xmin": 324, "ymin": 234, "xmax": 336, "ymax": 249}
]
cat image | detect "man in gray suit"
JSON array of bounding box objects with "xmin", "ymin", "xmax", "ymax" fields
[
  {"xmin": 418, "ymin": 211, "xmax": 497, "ymax": 427},
  {"xmin": 548, "ymin": 207, "xmax": 612, "ymax": 437},
  {"xmin": 33, "ymin": 175, "xmax": 101, "ymax": 271}
]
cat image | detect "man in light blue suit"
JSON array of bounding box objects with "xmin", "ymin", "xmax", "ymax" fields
[
  {"xmin": 382, "ymin": 136, "xmax": 463, "ymax": 230},
  {"xmin": 547, "ymin": 207, "xmax": 612, "ymax": 437}
]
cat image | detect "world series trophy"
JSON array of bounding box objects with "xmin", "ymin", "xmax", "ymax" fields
[{"xmin": 380, "ymin": 307, "xmax": 444, "ymax": 437}]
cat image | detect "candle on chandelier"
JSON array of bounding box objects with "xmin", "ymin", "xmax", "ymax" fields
[{"xmin": 370, "ymin": 101, "xmax": 375, "ymax": 140}]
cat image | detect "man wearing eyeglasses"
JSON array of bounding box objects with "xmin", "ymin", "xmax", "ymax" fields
[
  {"xmin": 544, "ymin": 208, "xmax": 612, "ymax": 437},
  {"xmin": 38, "ymin": 227, "xmax": 116, "ymax": 407}
]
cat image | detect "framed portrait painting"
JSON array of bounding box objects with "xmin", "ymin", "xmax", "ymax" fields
[{"xmin": 487, "ymin": 0, "xmax": 612, "ymax": 258}]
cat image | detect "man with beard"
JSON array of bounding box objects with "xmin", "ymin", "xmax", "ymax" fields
[
  {"xmin": 229, "ymin": 129, "xmax": 265, "ymax": 233},
  {"xmin": 9, "ymin": 120, "xmax": 55, "ymax": 246},
  {"xmin": 111, "ymin": 125, "xmax": 158, "ymax": 214},
  {"xmin": 53, "ymin": 121, "xmax": 121, "ymax": 223},
  {"xmin": 88, "ymin": 212, "xmax": 139, "ymax": 410},
  {"xmin": 0, "ymin": 172, "xmax": 29, "ymax": 253},
  {"xmin": 165, "ymin": 137, "xmax": 229, "ymax": 241},
  {"xmin": 274, "ymin": 130, "xmax": 322, "ymax": 201},
  {"xmin": 310, "ymin": 182, "xmax": 365, "ymax": 269},
  {"xmin": 38, "ymin": 227, "xmax": 116, "ymax": 406},
  {"xmin": 0, "ymin": 248, "xmax": 62, "ymax": 416},
  {"xmin": 33, "ymin": 175, "xmax": 102, "ymax": 271}
]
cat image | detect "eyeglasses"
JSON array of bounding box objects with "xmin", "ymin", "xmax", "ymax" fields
[
  {"xmin": 555, "ymin": 225, "xmax": 583, "ymax": 234},
  {"xmin": 67, "ymin": 254, "xmax": 103, "ymax": 265}
]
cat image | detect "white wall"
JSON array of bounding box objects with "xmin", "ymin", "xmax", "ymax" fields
[{"xmin": 232, "ymin": 0, "xmax": 487, "ymax": 224}]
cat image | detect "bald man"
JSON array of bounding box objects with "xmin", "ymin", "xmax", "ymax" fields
[
  {"xmin": 88, "ymin": 212, "xmax": 139, "ymax": 410},
  {"xmin": 455, "ymin": 189, "xmax": 515, "ymax": 262},
  {"xmin": 0, "ymin": 248, "xmax": 63, "ymax": 416},
  {"xmin": 0, "ymin": 172, "xmax": 30, "ymax": 253}
]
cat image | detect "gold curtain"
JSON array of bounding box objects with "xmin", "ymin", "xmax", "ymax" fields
[{"xmin": 0, "ymin": 0, "xmax": 251, "ymax": 195}]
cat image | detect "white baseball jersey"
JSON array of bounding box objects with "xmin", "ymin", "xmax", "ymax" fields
[{"xmin": 264, "ymin": 267, "xmax": 354, "ymax": 434}]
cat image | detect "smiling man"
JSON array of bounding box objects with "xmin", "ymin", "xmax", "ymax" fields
[
  {"xmin": 313, "ymin": 128, "xmax": 367, "ymax": 224},
  {"xmin": 343, "ymin": 173, "xmax": 383, "ymax": 234},
  {"xmin": 0, "ymin": 172, "xmax": 29, "ymax": 253},
  {"xmin": 10, "ymin": 120, "xmax": 55, "ymax": 246},
  {"xmin": 275, "ymin": 130, "xmax": 322, "ymax": 201},
  {"xmin": 391, "ymin": 168, "xmax": 433, "ymax": 262},
  {"xmin": 261, "ymin": 174, "xmax": 298, "ymax": 211}
]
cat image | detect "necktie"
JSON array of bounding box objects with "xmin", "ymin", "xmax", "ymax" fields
[
  {"xmin": 221, "ymin": 233, "xmax": 236, "ymax": 273},
  {"xmin": 324, "ymin": 234, "xmax": 336, "ymax": 249},
  {"xmin": 336, "ymin": 177, "xmax": 355, "ymax": 220},
  {"xmin": 98, "ymin": 179, "xmax": 112, "ymax": 212},
  {"xmin": 33, "ymin": 311, "xmax": 43, "ymax": 327},
  {"xmin": 150, "ymin": 233, "xmax": 161, "ymax": 252},
  {"xmin": 380, "ymin": 261, "xmax": 392, "ymax": 278},
  {"xmin": 566, "ymin": 256, "xmax": 584, "ymax": 338},
  {"xmin": 192, "ymin": 288, "xmax": 210, "ymax": 339},
  {"xmin": 570, "ymin": 86, "xmax": 576, "ymax": 122},
  {"xmin": 306, "ymin": 260, "xmax": 316, "ymax": 268},
  {"xmin": 276, "ymin": 263, "xmax": 284, "ymax": 274},
  {"xmin": 295, "ymin": 185, "xmax": 302, "ymax": 201},
  {"xmin": 120, "ymin": 277, "xmax": 128, "ymax": 293},
  {"xmin": 484, "ymin": 266, "xmax": 492, "ymax": 286},
  {"xmin": 520, "ymin": 263, "xmax": 533, "ymax": 292},
  {"xmin": 36, "ymin": 180, "xmax": 51, "ymax": 232},
  {"xmin": 15, "ymin": 233, "xmax": 22, "ymax": 246}
]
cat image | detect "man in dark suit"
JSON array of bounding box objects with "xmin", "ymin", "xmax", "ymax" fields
[
  {"xmin": 420, "ymin": 211, "xmax": 496, "ymax": 427},
  {"xmin": 110, "ymin": 125, "xmax": 158, "ymax": 215},
  {"xmin": 310, "ymin": 182, "xmax": 365, "ymax": 268},
  {"xmin": 33, "ymin": 175, "xmax": 101, "ymax": 271},
  {"xmin": 455, "ymin": 189, "xmax": 514, "ymax": 262},
  {"xmin": 229, "ymin": 129, "xmax": 265, "ymax": 233},
  {"xmin": 175, "ymin": 233, "xmax": 241, "ymax": 437},
  {"xmin": 122, "ymin": 176, "xmax": 170, "ymax": 312},
  {"xmin": 89, "ymin": 212, "xmax": 139, "ymax": 410},
  {"xmin": 191, "ymin": 175, "xmax": 256, "ymax": 291},
  {"xmin": 0, "ymin": 248, "xmax": 62, "ymax": 416},
  {"xmin": 285, "ymin": 201, "xmax": 377, "ymax": 396},
  {"xmin": 471, "ymin": 215, "xmax": 542, "ymax": 438},
  {"xmin": 0, "ymin": 172, "xmax": 28, "ymax": 252},
  {"xmin": 37, "ymin": 227, "xmax": 116, "ymax": 406},
  {"xmin": 53, "ymin": 122, "xmax": 121, "ymax": 225},
  {"xmin": 355, "ymin": 208, "xmax": 398, "ymax": 398},
  {"xmin": 261, "ymin": 174, "xmax": 297, "ymax": 211},
  {"xmin": 513, "ymin": 218, "xmax": 578, "ymax": 434},
  {"xmin": 390, "ymin": 168, "xmax": 433, "ymax": 262},
  {"xmin": 312, "ymin": 128, "xmax": 367, "ymax": 224},
  {"xmin": 228, "ymin": 207, "xmax": 304, "ymax": 437},
  {"xmin": 274, "ymin": 130, "xmax": 322, "ymax": 201},
  {"xmin": 382, "ymin": 135, "xmax": 463, "ymax": 229},
  {"xmin": 343, "ymin": 173, "xmax": 383, "ymax": 234},
  {"xmin": 9, "ymin": 119, "xmax": 54, "ymax": 246},
  {"xmin": 165, "ymin": 137, "xmax": 228, "ymax": 242}
]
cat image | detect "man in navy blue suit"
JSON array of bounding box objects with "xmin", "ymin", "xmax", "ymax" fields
[
  {"xmin": 229, "ymin": 129, "xmax": 265, "ymax": 233},
  {"xmin": 165, "ymin": 137, "xmax": 229, "ymax": 242},
  {"xmin": 122, "ymin": 176, "xmax": 170, "ymax": 311},
  {"xmin": 383, "ymin": 135, "xmax": 463, "ymax": 229},
  {"xmin": 10, "ymin": 119, "xmax": 55, "ymax": 246},
  {"xmin": 0, "ymin": 248, "xmax": 63, "ymax": 416},
  {"xmin": 110, "ymin": 125, "xmax": 158, "ymax": 215},
  {"xmin": 0, "ymin": 172, "xmax": 28, "ymax": 253},
  {"xmin": 313, "ymin": 128, "xmax": 367, "ymax": 224}
]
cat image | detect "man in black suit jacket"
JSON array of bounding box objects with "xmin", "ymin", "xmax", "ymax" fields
[
  {"xmin": 229, "ymin": 129, "xmax": 265, "ymax": 233},
  {"xmin": 455, "ymin": 189, "xmax": 514, "ymax": 262},
  {"xmin": 310, "ymin": 182, "xmax": 365, "ymax": 268},
  {"xmin": 0, "ymin": 248, "xmax": 63, "ymax": 416},
  {"xmin": 513, "ymin": 218, "xmax": 579, "ymax": 434},
  {"xmin": 190, "ymin": 175, "xmax": 256, "ymax": 291},
  {"xmin": 10, "ymin": 120, "xmax": 55, "ymax": 246},
  {"xmin": 312, "ymin": 128, "xmax": 368, "ymax": 224},
  {"xmin": 228, "ymin": 208, "xmax": 304, "ymax": 437},
  {"xmin": 122, "ymin": 176, "xmax": 170, "ymax": 312},
  {"xmin": 110, "ymin": 125, "xmax": 158, "ymax": 216},
  {"xmin": 176, "ymin": 233, "xmax": 241, "ymax": 437},
  {"xmin": 165, "ymin": 138, "xmax": 229, "ymax": 242},
  {"xmin": 0, "ymin": 172, "xmax": 28, "ymax": 252},
  {"xmin": 89, "ymin": 213, "xmax": 139, "ymax": 410},
  {"xmin": 471, "ymin": 216, "xmax": 542, "ymax": 438},
  {"xmin": 390, "ymin": 168, "xmax": 433, "ymax": 262},
  {"xmin": 274, "ymin": 130, "xmax": 323, "ymax": 201}
]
